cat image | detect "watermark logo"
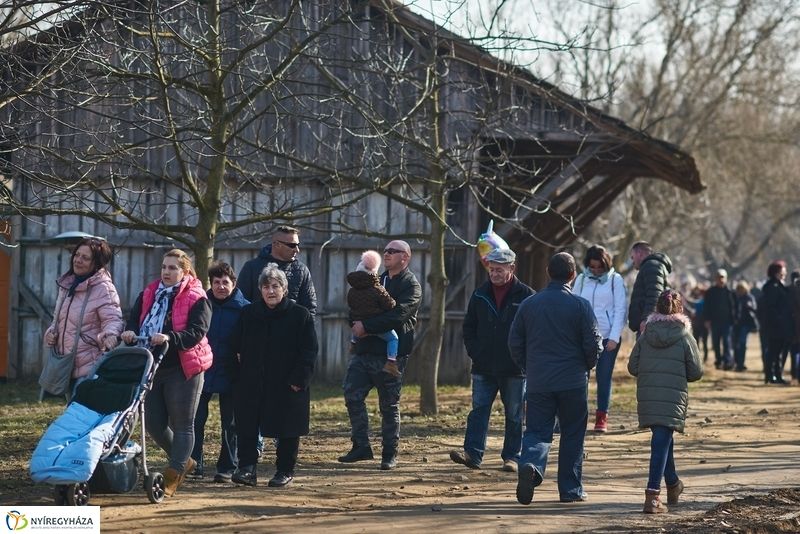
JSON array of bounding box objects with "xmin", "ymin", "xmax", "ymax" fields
[
  {"xmin": 4, "ymin": 507, "xmax": 98, "ymax": 532},
  {"xmin": 6, "ymin": 510, "xmax": 28, "ymax": 531}
]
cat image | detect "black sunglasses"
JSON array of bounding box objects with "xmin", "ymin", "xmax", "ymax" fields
[
  {"xmin": 384, "ymin": 248, "xmax": 405, "ymax": 255},
  {"xmin": 277, "ymin": 240, "xmax": 300, "ymax": 249}
]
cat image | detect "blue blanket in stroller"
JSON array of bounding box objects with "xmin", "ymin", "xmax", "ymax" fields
[
  {"xmin": 29, "ymin": 345, "xmax": 153, "ymax": 486},
  {"xmin": 30, "ymin": 403, "xmax": 119, "ymax": 485}
]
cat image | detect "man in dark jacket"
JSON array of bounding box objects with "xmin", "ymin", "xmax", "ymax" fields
[
  {"xmin": 703, "ymin": 269, "xmax": 736, "ymax": 370},
  {"xmin": 190, "ymin": 261, "xmax": 249, "ymax": 482},
  {"xmin": 338, "ymin": 239, "xmax": 422, "ymax": 471},
  {"xmin": 509, "ymin": 252, "xmax": 602, "ymax": 505},
  {"xmin": 628, "ymin": 242, "xmax": 672, "ymax": 334},
  {"xmin": 450, "ymin": 248, "xmax": 535, "ymax": 473},
  {"xmin": 762, "ymin": 260, "xmax": 794, "ymax": 383},
  {"xmin": 237, "ymin": 225, "xmax": 317, "ymax": 315}
]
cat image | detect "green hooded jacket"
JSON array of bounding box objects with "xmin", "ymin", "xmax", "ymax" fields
[{"xmin": 628, "ymin": 313, "xmax": 703, "ymax": 432}]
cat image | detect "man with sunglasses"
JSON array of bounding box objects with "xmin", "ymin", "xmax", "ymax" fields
[
  {"xmin": 339, "ymin": 240, "xmax": 422, "ymax": 470},
  {"xmin": 237, "ymin": 225, "xmax": 317, "ymax": 315}
]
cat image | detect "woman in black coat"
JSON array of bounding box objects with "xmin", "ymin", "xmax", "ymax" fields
[
  {"xmin": 761, "ymin": 260, "xmax": 794, "ymax": 384},
  {"xmin": 230, "ymin": 263, "xmax": 318, "ymax": 488}
]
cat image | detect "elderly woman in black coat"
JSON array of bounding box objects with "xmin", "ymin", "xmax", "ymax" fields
[{"xmin": 230, "ymin": 263, "xmax": 318, "ymax": 488}]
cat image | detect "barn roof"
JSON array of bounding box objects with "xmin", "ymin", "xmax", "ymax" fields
[
  {"xmin": 372, "ymin": 0, "xmax": 701, "ymax": 261},
  {"xmin": 377, "ymin": 0, "xmax": 701, "ymax": 193}
]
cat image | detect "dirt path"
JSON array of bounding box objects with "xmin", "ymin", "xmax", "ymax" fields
[
  {"xmin": 17, "ymin": 347, "xmax": 800, "ymax": 533},
  {"xmin": 82, "ymin": 348, "xmax": 799, "ymax": 534}
]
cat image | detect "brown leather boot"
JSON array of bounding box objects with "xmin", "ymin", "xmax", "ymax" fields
[
  {"xmin": 164, "ymin": 458, "xmax": 196, "ymax": 497},
  {"xmin": 643, "ymin": 489, "xmax": 668, "ymax": 514},
  {"xmin": 666, "ymin": 479, "xmax": 684, "ymax": 504},
  {"xmin": 163, "ymin": 468, "xmax": 181, "ymax": 497},
  {"xmin": 593, "ymin": 410, "xmax": 608, "ymax": 432}
]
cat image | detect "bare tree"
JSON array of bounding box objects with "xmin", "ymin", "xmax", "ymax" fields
[
  {"xmin": 0, "ymin": 0, "xmax": 94, "ymax": 110},
  {"xmin": 308, "ymin": 1, "xmax": 605, "ymax": 413},
  {"xmin": 539, "ymin": 0, "xmax": 800, "ymax": 278},
  {"xmin": 1, "ymin": 0, "xmax": 370, "ymax": 278}
]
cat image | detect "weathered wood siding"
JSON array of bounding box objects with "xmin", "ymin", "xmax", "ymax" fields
[
  {"xmin": 6, "ymin": 1, "xmax": 602, "ymax": 383},
  {"xmin": 9, "ymin": 183, "xmax": 484, "ymax": 384}
]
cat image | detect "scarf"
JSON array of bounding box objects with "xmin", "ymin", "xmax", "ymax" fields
[
  {"xmin": 587, "ymin": 270, "xmax": 611, "ymax": 285},
  {"xmin": 139, "ymin": 282, "xmax": 177, "ymax": 345},
  {"xmin": 68, "ymin": 273, "xmax": 92, "ymax": 297},
  {"xmin": 491, "ymin": 277, "xmax": 514, "ymax": 309}
]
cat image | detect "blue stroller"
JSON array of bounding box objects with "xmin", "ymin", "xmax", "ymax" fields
[{"xmin": 30, "ymin": 341, "xmax": 167, "ymax": 505}]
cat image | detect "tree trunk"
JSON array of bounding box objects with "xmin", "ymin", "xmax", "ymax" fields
[
  {"xmin": 418, "ymin": 186, "xmax": 448, "ymax": 415},
  {"xmin": 191, "ymin": 4, "xmax": 225, "ymax": 291}
]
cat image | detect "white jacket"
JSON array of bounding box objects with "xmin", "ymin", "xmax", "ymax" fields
[{"xmin": 573, "ymin": 269, "xmax": 627, "ymax": 343}]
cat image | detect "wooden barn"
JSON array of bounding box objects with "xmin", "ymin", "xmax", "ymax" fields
[{"xmin": 1, "ymin": 0, "xmax": 701, "ymax": 384}]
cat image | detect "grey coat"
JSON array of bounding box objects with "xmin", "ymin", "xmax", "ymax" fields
[{"xmin": 627, "ymin": 314, "xmax": 703, "ymax": 433}]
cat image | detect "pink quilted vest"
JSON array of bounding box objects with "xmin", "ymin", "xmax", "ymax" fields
[{"xmin": 139, "ymin": 275, "xmax": 212, "ymax": 379}]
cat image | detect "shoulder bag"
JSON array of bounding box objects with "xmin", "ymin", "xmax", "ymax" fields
[{"xmin": 38, "ymin": 286, "xmax": 93, "ymax": 396}]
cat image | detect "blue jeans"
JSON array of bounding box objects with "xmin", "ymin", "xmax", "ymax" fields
[
  {"xmin": 145, "ymin": 365, "xmax": 204, "ymax": 472},
  {"xmin": 343, "ymin": 353, "xmax": 407, "ymax": 454},
  {"xmin": 595, "ymin": 340, "xmax": 620, "ymax": 413},
  {"xmin": 521, "ymin": 387, "xmax": 588, "ymax": 501},
  {"xmin": 647, "ymin": 425, "xmax": 679, "ymax": 491},
  {"xmin": 192, "ymin": 391, "xmax": 238, "ymax": 474},
  {"xmin": 463, "ymin": 374, "xmax": 525, "ymax": 465},
  {"xmin": 351, "ymin": 330, "xmax": 399, "ymax": 358},
  {"xmin": 733, "ymin": 325, "xmax": 750, "ymax": 370},
  {"xmin": 711, "ymin": 323, "xmax": 733, "ymax": 367}
]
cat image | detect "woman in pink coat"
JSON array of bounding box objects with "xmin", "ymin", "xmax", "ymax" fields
[{"xmin": 44, "ymin": 237, "xmax": 124, "ymax": 386}]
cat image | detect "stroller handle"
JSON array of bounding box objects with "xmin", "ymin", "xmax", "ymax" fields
[{"xmin": 124, "ymin": 335, "xmax": 169, "ymax": 355}]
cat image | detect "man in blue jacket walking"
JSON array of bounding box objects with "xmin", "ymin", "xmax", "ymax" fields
[{"xmin": 509, "ymin": 252, "xmax": 602, "ymax": 505}]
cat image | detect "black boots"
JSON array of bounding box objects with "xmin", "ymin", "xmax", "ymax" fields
[
  {"xmin": 232, "ymin": 464, "xmax": 257, "ymax": 487},
  {"xmin": 380, "ymin": 452, "xmax": 397, "ymax": 470},
  {"xmin": 337, "ymin": 445, "xmax": 374, "ymax": 463}
]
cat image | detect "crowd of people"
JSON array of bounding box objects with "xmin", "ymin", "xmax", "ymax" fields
[
  {"xmin": 41, "ymin": 226, "xmax": 419, "ymax": 498},
  {"xmin": 41, "ymin": 230, "xmax": 787, "ymax": 512},
  {"xmin": 684, "ymin": 261, "xmax": 800, "ymax": 385}
]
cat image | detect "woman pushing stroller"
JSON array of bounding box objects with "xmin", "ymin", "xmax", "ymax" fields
[{"xmin": 121, "ymin": 249, "xmax": 212, "ymax": 498}]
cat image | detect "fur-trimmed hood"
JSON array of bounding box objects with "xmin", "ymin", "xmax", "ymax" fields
[{"xmin": 643, "ymin": 313, "xmax": 692, "ymax": 348}]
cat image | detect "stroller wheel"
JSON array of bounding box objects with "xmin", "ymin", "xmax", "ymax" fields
[
  {"xmin": 65, "ymin": 482, "xmax": 91, "ymax": 506},
  {"xmin": 53, "ymin": 485, "xmax": 67, "ymax": 505},
  {"xmin": 145, "ymin": 472, "xmax": 165, "ymax": 504}
]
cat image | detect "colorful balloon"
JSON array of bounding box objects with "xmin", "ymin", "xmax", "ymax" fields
[{"xmin": 477, "ymin": 220, "xmax": 510, "ymax": 271}]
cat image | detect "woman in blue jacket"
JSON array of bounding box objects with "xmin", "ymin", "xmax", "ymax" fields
[{"xmin": 190, "ymin": 261, "xmax": 249, "ymax": 482}]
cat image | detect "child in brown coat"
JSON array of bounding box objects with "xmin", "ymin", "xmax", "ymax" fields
[{"xmin": 347, "ymin": 250, "xmax": 400, "ymax": 377}]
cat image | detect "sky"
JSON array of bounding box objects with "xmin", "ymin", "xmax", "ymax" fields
[{"xmin": 401, "ymin": 0, "xmax": 659, "ymax": 93}]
